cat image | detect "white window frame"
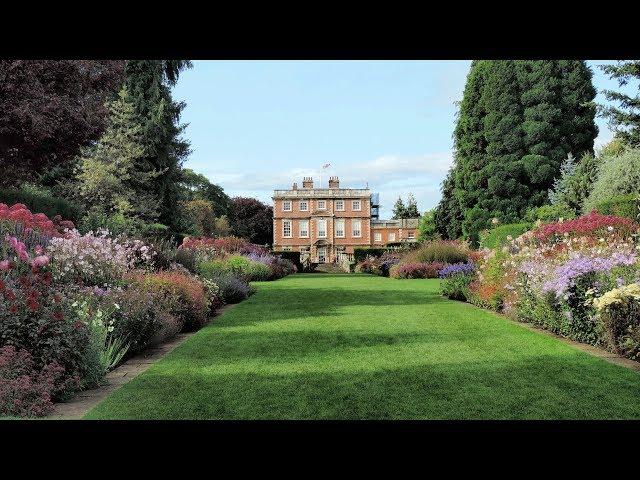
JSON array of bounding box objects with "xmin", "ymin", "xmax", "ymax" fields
[
  {"xmin": 335, "ymin": 200, "xmax": 345, "ymax": 211},
  {"xmin": 317, "ymin": 200, "xmax": 327, "ymax": 210},
  {"xmin": 352, "ymin": 219, "xmax": 361, "ymax": 238},
  {"xmin": 407, "ymin": 230, "xmax": 415, "ymax": 239},
  {"xmin": 299, "ymin": 219, "xmax": 309, "ymax": 238},
  {"xmin": 283, "ymin": 201, "xmax": 292, "ymax": 212},
  {"xmin": 352, "ymin": 200, "xmax": 361, "ymax": 211},
  {"xmin": 283, "ymin": 219, "xmax": 292, "ymax": 238},
  {"xmin": 317, "ymin": 219, "xmax": 327, "ymax": 238},
  {"xmin": 374, "ymin": 232, "xmax": 382, "ymax": 242},
  {"xmin": 299, "ymin": 200, "xmax": 308, "ymax": 211},
  {"xmin": 335, "ymin": 218, "xmax": 345, "ymax": 238},
  {"xmin": 388, "ymin": 232, "xmax": 396, "ymax": 242}
]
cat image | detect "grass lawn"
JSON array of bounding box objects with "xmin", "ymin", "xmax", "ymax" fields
[{"xmin": 85, "ymin": 273, "xmax": 640, "ymax": 419}]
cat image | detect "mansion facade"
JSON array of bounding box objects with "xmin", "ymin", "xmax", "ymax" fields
[{"xmin": 273, "ymin": 176, "xmax": 419, "ymax": 263}]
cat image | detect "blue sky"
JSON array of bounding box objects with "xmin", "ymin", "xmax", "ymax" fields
[{"xmin": 173, "ymin": 60, "xmax": 630, "ymax": 218}]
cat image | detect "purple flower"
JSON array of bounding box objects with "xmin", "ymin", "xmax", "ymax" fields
[
  {"xmin": 439, "ymin": 262, "xmax": 475, "ymax": 279},
  {"xmin": 541, "ymin": 251, "xmax": 636, "ymax": 296}
]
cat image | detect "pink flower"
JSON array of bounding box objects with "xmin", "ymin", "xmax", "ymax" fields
[
  {"xmin": 31, "ymin": 255, "xmax": 50, "ymax": 268},
  {"xmin": 0, "ymin": 260, "xmax": 11, "ymax": 271}
]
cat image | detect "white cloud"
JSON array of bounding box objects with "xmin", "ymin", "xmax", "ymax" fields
[{"xmin": 198, "ymin": 152, "xmax": 453, "ymax": 214}]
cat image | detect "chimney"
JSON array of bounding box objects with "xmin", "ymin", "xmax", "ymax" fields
[
  {"xmin": 328, "ymin": 176, "xmax": 339, "ymax": 189},
  {"xmin": 302, "ymin": 177, "xmax": 314, "ymax": 189},
  {"xmin": 292, "ymin": 182, "xmax": 298, "ymax": 190}
]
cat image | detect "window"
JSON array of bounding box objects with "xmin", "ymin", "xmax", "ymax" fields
[
  {"xmin": 299, "ymin": 200, "xmax": 308, "ymax": 211},
  {"xmin": 352, "ymin": 200, "xmax": 361, "ymax": 211},
  {"xmin": 335, "ymin": 200, "xmax": 345, "ymax": 211},
  {"xmin": 317, "ymin": 219, "xmax": 327, "ymax": 238},
  {"xmin": 352, "ymin": 219, "xmax": 361, "ymax": 237},
  {"xmin": 407, "ymin": 230, "xmax": 415, "ymax": 239},
  {"xmin": 282, "ymin": 246, "xmax": 292, "ymax": 251},
  {"xmin": 388, "ymin": 232, "xmax": 396, "ymax": 242},
  {"xmin": 335, "ymin": 219, "xmax": 345, "ymax": 237},
  {"xmin": 317, "ymin": 200, "xmax": 326, "ymax": 210},
  {"xmin": 299, "ymin": 220, "xmax": 309, "ymax": 238},
  {"xmin": 283, "ymin": 220, "xmax": 292, "ymax": 238},
  {"xmin": 374, "ymin": 232, "xmax": 382, "ymax": 242},
  {"xmin": 283, "ymin": 201, "xmax": 292, "ymax": 212}
]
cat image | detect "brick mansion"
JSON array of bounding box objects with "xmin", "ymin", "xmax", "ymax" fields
[{"xmin": 273, "ymin": 176, "xmax": 419, "ymax": 263}]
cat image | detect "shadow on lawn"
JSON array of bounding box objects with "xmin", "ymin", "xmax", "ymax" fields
[
  {"xmin": 177, "ymin": 328, "xmax": 495, "ymax": 362},
  {"xmin": 218, "ymin": 286, "xmax": 445, "ymax": 327},
  {"xmin": 89, "ymin": 351, "xmax": 640, "ymax": 420}
]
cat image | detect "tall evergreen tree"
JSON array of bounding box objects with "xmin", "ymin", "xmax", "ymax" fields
[
  {"xmin": 434, "ymin": 169, "xmax": 463, "ymax": 239},
  {"xmin": 436, "ymin": 60, "xmax": 597, "ymax": 244},
  {"xmin": 405, "ymin": 193, "xmax": 420, "ymax": 218},
  {"xmin": 600, "ymin": 61, "xmax": 640, "ymax": 147},
  {"xmin": 392, "ymin": 197, "xmax": 407, "ymax": 219},
  {"xmin": 123, "ymin": 60, "xmax": 192, "ymax": 231},
  {"xmin": 75, "ymin": 87, "xmax": 162, "ymax": 221}
]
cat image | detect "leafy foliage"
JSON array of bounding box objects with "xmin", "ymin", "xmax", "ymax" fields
[
  {"xmin": 439, "ymin": 60, "xmax": 597, "ymax": 243},
  {"xmin": 600, "ymin": 61, "xmax": 640, "ymax": 147},
  {"xmin": 583, "ymin": 148, "xmax": 640, "ymax": 213},
  {"xmin": 229, "ymin": 197, "xmax": 273, "ymax": 245},
  {"xmin": 0, "ymin": 60, "xmax": 124, "ymax": 186},
  {"xmin": 479, "ymin": 223, "xmax": 531, "ymax": 250}
]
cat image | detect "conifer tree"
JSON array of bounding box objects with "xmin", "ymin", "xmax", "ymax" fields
[
  {"xmin": 436, "ymin": 60, "xmax": 597, "ymax": 243},
  {"xmin": 404, "ymin": 193, "xmax": 420, "ymax": 218},
  {"xmin": 75, "ymin": 87, "xmax": 162, "ymax": 221},
  {"xmin": 123, "ymin": 60, "xmax": 192, "ymax": 231},
  {"xmin": 600, "ymin": 61, "xmax": 640, "ymax": 147},
  {"xmin": 434, "ymin": 169, "xmax": 464, "ymax": 239},
  {"xmin": 392, "ymin": 197, "xmax": 407, "ymax": 219}
]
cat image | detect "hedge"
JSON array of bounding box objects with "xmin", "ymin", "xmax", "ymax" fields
[
  {"xmin": 274, "ymin": 250, "xmax": 302, "ymax": 271},
  {"xmin": 595, "ymin": 194, "xmax": 638, "ymax": 221},
  {"xmin": 353, "ymin": 247, "xmax": 393, "ymax": 263},
  {"xmin": 0, "ymin": 188, "xmax": 83, "ymax": 223},
  {"xmin": 479, "ymin": 223, "xmax": 531, "ymax": 250}
]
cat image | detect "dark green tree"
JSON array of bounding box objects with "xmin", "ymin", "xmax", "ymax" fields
[
  {"xmin": 436, "ymin": 60, "xmax": 597, "ymax": 244},
  {"xmin": 433, "ymin": 169, "xmax": 464, "ymax": 239},
  {"xmin": 123, "ymin": 60, "xmax": 192, "ymax": 232},
  {"xmin": 404, "ymin": 193, "xmax": 420, "ymax": 218},
  {"xmin": 179, "ymin": 168, "xmax": 231, "ymax": 217},
  {"xmin": 392, "ymin": 197, "xmax": 407, "ymax": 219},
  {"xmin": 600, "ymin": 61, "xmax": 640, "ymax": 147}
]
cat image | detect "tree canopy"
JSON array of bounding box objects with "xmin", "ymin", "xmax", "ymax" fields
[
  {"xmin": 0, "ymin": 60, "xmax": 124, "ymax": 186},
  {"xmin": 436, "ymin": 60, "xmax": 597, "ymax": 244}
]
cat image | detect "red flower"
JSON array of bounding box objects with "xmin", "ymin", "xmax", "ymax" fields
[
  {"xmin": 52, "ymin": 310, "xmax": 64, "ymax": 321},
  {"xmin": 26, "ymin": 298, "xmax": 39, "ymax": 312}
]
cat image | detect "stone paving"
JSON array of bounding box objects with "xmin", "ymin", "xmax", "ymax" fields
[{"xmin": 48, "ymin": 304, "xmax": 237, "ymax": 420}]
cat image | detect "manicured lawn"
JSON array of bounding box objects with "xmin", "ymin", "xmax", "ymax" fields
[{"xmin": 85, "ymin": 273, "xmax": 640, "ymax": 419}]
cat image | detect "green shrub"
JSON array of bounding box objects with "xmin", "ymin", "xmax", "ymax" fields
[
  {"xmin": 440, "ymin": 273, "xmax": 474, "ymax": 301},
  {"xmin": 524, "ymin": 203, "xmax": 576, "ymax": 223},
  {"xmin": 0, "ymin": 187, "xmax": 82, "ymax": 222},
  {"xmin": 594, "ymin": 194, "xmax": 638, "ymax": 221},
  {"xmin": 402, "ymin": 240, "xmax": 468, "ymax": 264},
  {"xmin": 479, "ymin": 223, "xmax": 531, "ymax": 249},
  {"xmin": 274, "ymin": 250, "xmax": 302, "ymax": 271},
  {"xmin": 583, "ymin": 148, "xmax": 640, "ymax": 213},
  {"xmin": 198, "ymin": 255, "xmax": 270, "ymax": 281},
  {"xmin": 353, "ymin": 247, "xmax": 392, "ymax": 263}
]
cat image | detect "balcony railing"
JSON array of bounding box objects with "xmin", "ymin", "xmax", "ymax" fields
[{"xmin": 273, "ymin": 188, "xmax": 371, "ymax": 198}]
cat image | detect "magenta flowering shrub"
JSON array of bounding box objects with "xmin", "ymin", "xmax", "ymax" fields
[
  {"xmin": 0, "ymin": 346, "xmax": 73, "ymax": 417},
  {"xmin": 390, "ymin": 262, "xmax": 445, "ymax": 279}
]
